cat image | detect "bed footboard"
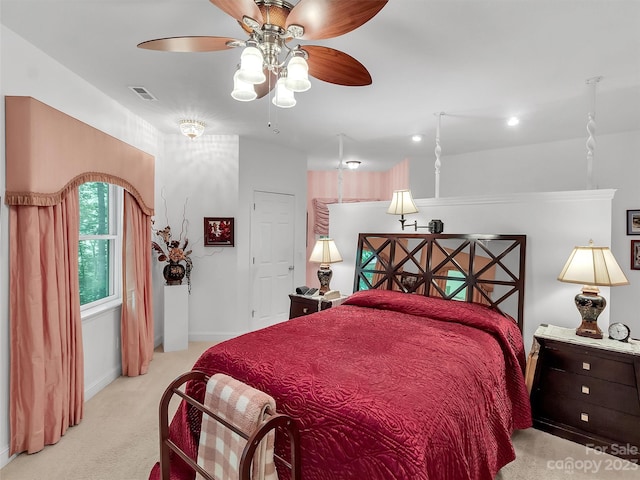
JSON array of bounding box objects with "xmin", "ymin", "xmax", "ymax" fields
[{"xmin": 159, "ymin": 370, "xmax": 301, "ymax": 480}]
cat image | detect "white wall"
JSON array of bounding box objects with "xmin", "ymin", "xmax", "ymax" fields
[
  {"xmin": 154, "ymin": 134, "xmax": 243, "ymax": 342},
  {"xmin": 152, "ymin": 135, "xmax": 308, "ymax": 341},
  {"xmin": 409, "ymin": 131, "xmax": 640, "ymax": 342},
  {"xmin": 328, "ymin": 190, "xmax": 616, "ymax": 352}
]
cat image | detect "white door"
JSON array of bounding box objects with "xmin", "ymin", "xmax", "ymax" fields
[{"xmin": 250, "ymin": 191, "xmax": 295, "ymax": 330}]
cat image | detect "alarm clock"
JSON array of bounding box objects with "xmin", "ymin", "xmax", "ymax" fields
[{"xmin": 608, "ymin": 322, "xmax": 631, "ymax": 342}]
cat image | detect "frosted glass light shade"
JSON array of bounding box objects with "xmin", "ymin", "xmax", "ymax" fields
[
  {"xmin": 238, "ymin": 46, "xmax": 266, "ymax": 85},
  {"xmin": 387, "ymin": 190, "xmax": 419, "ymax": 215},
  {"xmin": 558, "ymin": 241, "xmax": 629, "ymax": 287},
  {"xmin": 272, "ymin": 78, "xmax": 296, "ymax": 108},
  {"xmin": 285, "ymin": 56, "xmax": 311, "ymax": 92},
  {"xmin": 231, "ymin": 70, "xmax": 257, "ymax": 101},
  {"xmin": 309, "ymin": 237, "xmax": 343, "ymax": 265}
]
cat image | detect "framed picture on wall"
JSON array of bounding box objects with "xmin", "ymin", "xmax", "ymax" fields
[
  {"xmin": 632, "ymin": 240, "xmax": 640, "ymax": 270},
  {"xmin": 627, "ymin": 210, "xmax": 640, "ymax": 235},
  {"xmin": 204, "ymin": 217, "xmax": 234, "ymax": 247}
]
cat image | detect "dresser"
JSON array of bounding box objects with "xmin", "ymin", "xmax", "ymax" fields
[{"xmin": 529, "ymin": 324, "xmax": 640, "ymax": 461}]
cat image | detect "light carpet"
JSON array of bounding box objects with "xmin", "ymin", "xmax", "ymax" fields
[{"xmin": 1, "ymin": 341, "xmax": 638, "ymax": 480}]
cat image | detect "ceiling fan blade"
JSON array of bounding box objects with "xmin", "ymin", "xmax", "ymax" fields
[
  {"xmin": 137, "ymin": 36, "xmax": 238, "ymax": 52},
  {"xmin": 286, "ymin": 0, "xmax": 387, "ymax": 40},
  {"xmin": 209, "ymin": 0, "xmax": 264, "ymax": 26},
  {"xmin": 254, "ymin": 70, "xmax": 278, "ymax": 99},
  {"xmin": 304, "ymin": 46, "xmax": 372, "ymax": 86}
]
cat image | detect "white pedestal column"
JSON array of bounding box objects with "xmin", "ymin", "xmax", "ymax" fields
[{"xmin": 163, "ymin": 284, "xmax": 189, "ymax": 352}]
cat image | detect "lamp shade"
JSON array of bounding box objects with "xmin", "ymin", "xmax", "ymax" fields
[
  {"xmin": 309, "ymin": 237, "xmax": 343, "ymax": 265},
  {"xmin": 557, "ymin": 241, "xmax": 629, "ymax": 287},
  {"xmin": 387, "ymin": 189, "xmax": 418, "ymax": 215}
]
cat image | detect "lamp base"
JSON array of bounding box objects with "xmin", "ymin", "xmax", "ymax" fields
[
  {"xmin": 574, "ymin": 290, "xmax": 605, "ymax": 339},
  {"xmin": 317, "ymin": 265, "xmax": 333, "ymax": 295}
]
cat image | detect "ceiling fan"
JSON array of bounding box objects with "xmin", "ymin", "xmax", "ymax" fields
[{"xmin": 138, "ymin": 0, "xmax": 388, "ymax": 107}]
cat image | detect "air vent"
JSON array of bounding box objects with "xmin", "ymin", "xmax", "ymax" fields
[{"xmin": 128, "ymin": 86, "xmax": 157, "ymax": 101}]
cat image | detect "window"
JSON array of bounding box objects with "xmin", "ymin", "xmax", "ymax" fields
[{"xmin": 78, "ymin": 182, "xmax": 122, "ymax": 309}]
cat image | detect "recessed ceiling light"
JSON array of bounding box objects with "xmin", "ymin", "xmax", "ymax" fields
[
  {"xmin": 412, "ymin": 134, "xmax": 423, "ymax": 142},
  {"xmin": 507, "ymin": 116, "xmax": 520, "ymax": 127}
]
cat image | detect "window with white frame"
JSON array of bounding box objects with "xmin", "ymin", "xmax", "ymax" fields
[{"xmin": 78, "ymin": 182, "xmax": 122, "ymax": 308}]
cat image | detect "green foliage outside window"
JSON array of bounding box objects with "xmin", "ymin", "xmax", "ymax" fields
[
  {"xmin": 79, "ymin": 182, "xmax": 112, "ymax": 305},
  {"xmin": 358, "ymin": 249, "xmax": 376, "ymax": 290}
]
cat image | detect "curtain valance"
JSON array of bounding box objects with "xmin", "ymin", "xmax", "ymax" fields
[{"xmin": 5, "ymin": 96, "xmax": 154, "ymax": 215}]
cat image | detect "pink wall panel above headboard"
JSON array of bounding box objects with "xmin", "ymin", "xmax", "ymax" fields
[{"xmin": 305, "ymin": 159, "xmax": 410, "ymax": 286}]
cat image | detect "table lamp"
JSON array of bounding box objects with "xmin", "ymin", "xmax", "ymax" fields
[
  {"xmin": 309, "ymin": 236, "xmax": 343, "ymax": 295},
  {"xmin": 557, "ymin": 240, "xmax": 629, "ymax": 338}
]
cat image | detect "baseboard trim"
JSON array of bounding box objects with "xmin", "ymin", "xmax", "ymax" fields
[
  {"xmin": 84, "ymin": 366, "xmax": 121, "ymax": 402},
  {"xmin": 0, "ymin": 445, "xmax": 15, "ymax": 470}
]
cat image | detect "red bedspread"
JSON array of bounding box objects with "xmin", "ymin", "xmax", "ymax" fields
[{"xmin": 150, "ymin": 290, "xmax": 532, "ymax": 480}]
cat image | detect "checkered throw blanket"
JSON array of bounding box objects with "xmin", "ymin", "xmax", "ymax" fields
[{"xmin": 196, "ymin": 374, "xmax": 278, "ymax": 480}]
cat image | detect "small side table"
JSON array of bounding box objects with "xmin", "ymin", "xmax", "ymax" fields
[
  {"xmin": 163, "ymin": 284, "xmax": 189, "ymax": 352},
  {"xmin": 288, "ymin": 294, "xmax": 346, "ymax": 319}
]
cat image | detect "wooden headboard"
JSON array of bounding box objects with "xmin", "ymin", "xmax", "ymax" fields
[{"xmin": 353, "ymin": 233, "xmax": 527, "ymax": 331}]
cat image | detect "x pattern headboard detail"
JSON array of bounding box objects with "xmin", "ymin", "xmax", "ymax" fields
[{"xmin": 353, "ymin": 233, "xmax": 527, "ymax": 331}]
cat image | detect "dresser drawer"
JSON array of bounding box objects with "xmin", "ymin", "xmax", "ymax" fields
[
  {"xmin": 544, "ymin": 343, "xmax": 637, "ymax": 386},
  {"xmin": 289, "ymin": 296, "xmax": 319, "ymax": 319},
  {"xmin": 536, "ymin": 392, "xmax": 640, "ymax": 445},
  {"xmin": 538, "ymin": 367, "xmax": 640, "ymax": 416}
]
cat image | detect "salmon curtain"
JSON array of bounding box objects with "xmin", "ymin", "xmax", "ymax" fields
[
  {"xmin": 121, "ymin": 191, "xmax": 154, "ymax": 376},
  {"xmin": 5, "ymin": 96, "xmax": 156, "ymax": 454},
  {"xmin": 9, "ymin": 191, "xmax": 84, "ymax": 455}
]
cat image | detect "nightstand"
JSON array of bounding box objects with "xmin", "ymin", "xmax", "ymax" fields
[
  {"xmin": 529, "ymin": 324, "xmax": 640, "ymax": 461},
  {"xmin": 288, "ymin": 294, "xmax": 344, "ymax": 319}
]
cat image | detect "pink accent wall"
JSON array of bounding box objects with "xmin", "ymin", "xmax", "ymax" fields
[{"xmin": 305, "ymin": 159, "xmax": 410, "ymax": 286}]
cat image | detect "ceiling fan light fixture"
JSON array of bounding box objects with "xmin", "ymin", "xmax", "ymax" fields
[
  {"xmin": 285, "ymin": 55, "xmax": 311, "ymax": 92},
  {"xmin": 231, "ymin": 70, "xmax": 257, "ymax": 102},
  {"xmin": 138, "ymin": 0, "xmax": 388, "ymax": 110},
  {"xmin": 237, "ymin": 45, "xmax": 266, "ymax": 85},
  {"xmin": 272, "ymin": 78, "xmax": 296, "ymax": 108},
  {"xmin": 179, "ymin": 120, "xmax": 206, "ymax": 140}
]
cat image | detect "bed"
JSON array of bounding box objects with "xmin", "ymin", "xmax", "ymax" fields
[{"xmin": 150, "ymin": 233, "xmax": 532, "ymax": 480}]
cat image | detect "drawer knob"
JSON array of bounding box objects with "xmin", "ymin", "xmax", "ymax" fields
[
  {"xmin": 302, "ymin": 307, "xmax": 308, "ymax": 314},
  {"xmin": 582, "ymin": 362, "xmax": 591, "ymax": 371},
  {"xmin": 580, "ymin": 413, "xmax": 589, "ymax": 422},
  {"xmin": 581, "ymin": 385, "xmax": 590, "ymax": 395}
]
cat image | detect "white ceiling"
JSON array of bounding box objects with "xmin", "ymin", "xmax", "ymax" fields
[{"xmin": 2, "ymin": 0, "xmax": 639, "ymax": 171}]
